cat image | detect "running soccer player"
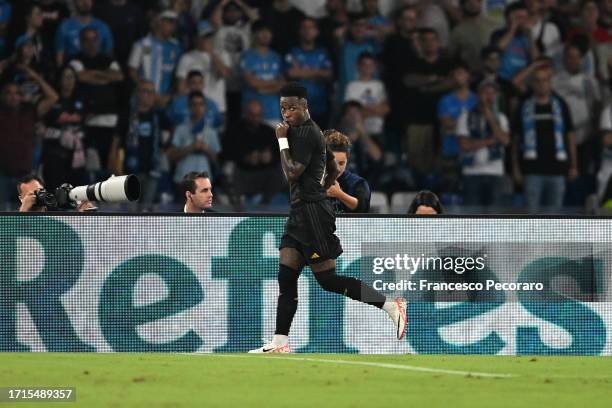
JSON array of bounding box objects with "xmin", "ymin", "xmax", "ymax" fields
[{"xmin": 249, "ymin": 83, "xmax": 407, "ymax": 353}]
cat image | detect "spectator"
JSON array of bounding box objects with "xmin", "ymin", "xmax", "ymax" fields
[
  {"xmin": 512, "ymin": 65, "xmax": 578, "ymax": 213},
  {"xmin": 595, "ymin": 0, "xmax": 612, "ymax": 44},
  {"xmin": 470, "ymin": 46, "xmax": 515, "ymax": 115},
  {"xmin": 324, "ymin": 129, "xmax": 371, "ymax": 213},
  {"xmin": 437, "ymin": 63, "xmax": 477, "ymax": 159},
  {"xmin": 260, "ymin": 0, "xmax": 305, "ymax": 55},
  {"xmin": 181, "ymin": 171, "xmax": 214, "ymax": 213},
  {"xmin": 597, "ymin": 103, "xmax": 612, "ymax": 200},
  {"xmin": 112, "ymin": 80, "xmax": 173, "ymax": 211},
  {"xmin": 552, "ymin": 44, "xmax": 600, "ymax": 175},
  {"xmin": 0, "ymin": 0, "xmax": 9, "ymax": 59},
  {"xmin": 172, "ymin": 0, "xmax": 197, "ymax": 51},
  {"xmin": 224, "ymin": 99, "xmax": 285, "ymax": 205},
  {"xmin": 525, "ymin": 0, "xmax": 563, "ymax": 61},
  {"xmin": 93, "ymin": 0, "xmax": 148, "ymax": 71},
  {"xmin": 167, "ymin": 91, "xmax": 221, "ymax": 192},
  {"xmin": 565, "ymin": 0, "xmax": 599, "ymax": 75},
  {"xmin": 490, "ymin": 1, "xmax": 539, "ymax": 81},
  {"xmin": 403, "ymin": 28, "xmax": 454, "ymax": 178},
  {"xmin": 167, "ymin": 70, "xmax": 222, "ymax": 128},
  {"xmin": 338, "ymin": 13, "xmax": 377, "ymax": 100},
  {"xmin": 211, "ymin": 0, "xmax": 259, "ymax": 124},
  {"xmin": 361, "ymin": 0, "xmax": 392, "ymax": 45},
  {"xmin": 0, "ymin": 77, "xmax": 58, "ymax": 210},
  {"xmin": 40, "ymin": 66, "xmax": 88, "ymax": 191},
  {"xmin": 414, "ymin": 0, "xmax": 452, "ymax": 47},
  {"xmin": 337, "ymin": 100, "xmax": 383, "ymax": 183},
  {"xmin": 38, "ymin": 0, "xmax": 70, "ymax": 57},
  {"xmin": 55, "ymin": 0, "xmax": 114, "ymax": 67},
  {"xmin": 344, "ymin": 51, "xmax": 389, "ymax": 138},
  {"xmin": 0, "ymin": 36, "xmax": 45, "ymax": 105},
  {"xmin": 70, "ymin": 27, "xmax": 124, "ymax": 178},
  {"xmin": 128, "ymin": 10, "xmax": 182, "ymax": 107},
  {"xmin": 285, "ymin": 17, "xmax": 333, "ymax": 128},
  {"xmin": 449, "ymin": 0, "xmax": 499, "ymax": 73},
  {"xmin": 457, "ymin": 80, "xmax": 511, "ymax": 207},
  {"xmin": 407, "ymin": 190, "xmax": 443, "ymax": 214},
  {"xmin": 240, "ymin": 20, "xmax": 284, "ymax": 126},
  {"xmin": 381, "ymin": 6, "xmax": 419, "ymax": 151},
  {"xmin": 317, "ymin": 0, "xmax": 350, "ymax": 57},
  {"xmin": 176, "ymin": 20, "xmax": 231, "ymax": 116},
  {"xmin": 14, "ymin": 4, "xmax": 53, "ymax": 73}
]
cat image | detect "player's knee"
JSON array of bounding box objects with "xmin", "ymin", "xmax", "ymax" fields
[
  {"xmin": 313, "ymin": 269, "xmax": 340, "ymax": 293},
  {"xmin": 278, "ymin": 264, "xmax": 300, "ymax": 297}
]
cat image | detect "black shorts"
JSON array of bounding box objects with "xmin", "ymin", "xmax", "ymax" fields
[{"xmin": 279, "ymin": 199, "xmax": 343, "ymax": 264}]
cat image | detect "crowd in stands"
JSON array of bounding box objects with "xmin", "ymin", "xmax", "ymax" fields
[{"xmin": 3, "ymin": 0, "xmax": 612, "ymax": 214}]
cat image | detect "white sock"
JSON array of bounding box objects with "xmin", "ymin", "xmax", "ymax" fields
[
  {"xmin": 382, "ymin": 300, "xmax": 397, "ymax": 317},
  {"xmin": 272, "ymin": 335, "xmax": 288, "ymax": 346}
]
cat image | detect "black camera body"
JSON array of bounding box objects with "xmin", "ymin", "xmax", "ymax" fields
[{"xmin": 34, "ymin": 184, "xmax": 74, "ymax": 210}]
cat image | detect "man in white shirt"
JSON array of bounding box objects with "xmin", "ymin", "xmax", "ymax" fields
[
  {"xmin": 553, "ymin": 44, "xmax": 601, "ymax": 174},
  {"xmin": 176, "ymin": 20, "xmax": 231, "ymax": 114},
  {"xmin": 344, "ymin": 51, "xmax": 389, "ymax": 136},
  {"xmin": 457, "ymin": 80, "xmax": 510, "ymax": 207},
  {"xmin": 181, "ymin": 171, "xmax": 213, "ymax": 213}
]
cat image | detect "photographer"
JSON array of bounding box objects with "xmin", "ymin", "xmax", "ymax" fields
[{"xmin": 17, "ymin": 174, "xmax": 95, "ymax": 212}]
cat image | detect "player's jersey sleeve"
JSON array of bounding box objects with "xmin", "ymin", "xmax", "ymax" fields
[{"xmin": 290, "ymin": 127, "xmax": 314, "ymax": 167}]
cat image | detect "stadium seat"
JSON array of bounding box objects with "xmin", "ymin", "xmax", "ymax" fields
[
  {"xmin": 390, "ymin": 192, "xmax": 418, "ymax": 214},
  {"xmin": 370, "ymin": 191, "xmax": 389, "ymax": 214}
]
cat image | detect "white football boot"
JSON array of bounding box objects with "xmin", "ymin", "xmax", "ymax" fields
[{"xmin": 248, "ymin": 339, "xmax": 291, "ymax": 353}]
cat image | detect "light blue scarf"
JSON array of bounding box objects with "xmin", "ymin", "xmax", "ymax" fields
[{"xmin": 521, "ymin": 96, "xmax": 567, "ymax": 161}]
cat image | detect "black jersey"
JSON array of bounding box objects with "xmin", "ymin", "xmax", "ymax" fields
[{"xmin": 287, "ymin": 118, "xmax": 327, "ymax": 203}]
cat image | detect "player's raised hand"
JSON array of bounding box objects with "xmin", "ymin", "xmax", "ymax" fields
[{"xmin": 275, "ymin": 122, "xmax": 289, "ymax": 139}]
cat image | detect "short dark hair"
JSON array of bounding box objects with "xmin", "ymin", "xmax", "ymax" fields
[
  {"xmin": 393, "ymin": 5, "xmax": 417, "ymax": 23},
  {"xmin": 481, "ymin": 45, "xmax": 501, "ymax": 59},
  {"xmin": 418, "ymin": 27, "xmax": 438, "ymax": 37},
  {"xmin": 357, "ymin": 51, "xmax": 376, "ymax": 63},
  {"xmin": 452, "ymin": 60, "xmax": 470, "ymax": 72},
  {"xmin": 300, "ymin": 16, "xmax": 318, "ymax": 27},
  {"xmin": 251, "ymin": 19, "xmax": 271, "ymax": 33},
  {"xmin": 340, "ymin": 100, "xmax": 363, "ymax": 116},
  {"xmin": 17, "ymin": 174, "xmax": 43, "ymax": 195},
  {"xmin": 504, "ymin": 1, "xmax": 527, "ymax": 20},
  {"xmin": 280, "ymin": 82, "xmax": 307, "ymax": 99},
  {"xmin": 407, "ymin": 190, "xmax": 444, "ymax": 214},
  {"xmin": 187, "ymin": 70, "xmax": 204, "ymax": 81},
  {"xmin": 188, "ymin": 90, "xmax": 206, "ymax": 103},
  {"xmin": 181, "ymin": 171, "xmax": 210, "ymax": 196},
  {"xmin": 349, "ymin": 12, "xmax": 368, "ymax": 24}
]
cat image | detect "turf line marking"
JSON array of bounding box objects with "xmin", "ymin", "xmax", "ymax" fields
[{"xmin": 192, "ymin": 354, "xmax": 514, "ymax": 379}]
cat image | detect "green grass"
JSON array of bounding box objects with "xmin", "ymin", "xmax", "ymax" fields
[{"xmin": 1, "ymin": 353, "xmax": 611, "ymax": 407}]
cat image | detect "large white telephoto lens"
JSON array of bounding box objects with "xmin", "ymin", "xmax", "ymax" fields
[{"xmin": 69, "ymin": 175, "xmax": 140, "ymax": 203}]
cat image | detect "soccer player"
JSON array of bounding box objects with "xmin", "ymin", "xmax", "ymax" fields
[{"xmin": 249, "ymin": 83, "xmax": 407, "ymax": 353}]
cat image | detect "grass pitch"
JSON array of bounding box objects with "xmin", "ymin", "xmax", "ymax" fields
[{"xmin": 0, "ymin": 353, "xmax": 610, "ymax": 407}]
